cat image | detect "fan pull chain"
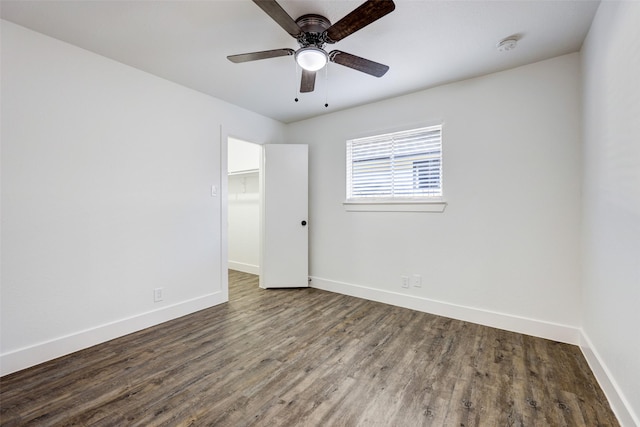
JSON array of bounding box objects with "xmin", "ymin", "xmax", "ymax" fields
[
  {"xmin": 324, "ymin": 63, "xmax": 329, "ymax": 108},
  {"xmin": 294, "ymin": 61, "xmax": 299, "ymax": 102}
]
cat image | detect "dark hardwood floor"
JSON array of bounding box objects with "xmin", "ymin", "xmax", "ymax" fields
[{"xmin": 1, "ymin": 270, "xmax": 618, "ymax": 426}]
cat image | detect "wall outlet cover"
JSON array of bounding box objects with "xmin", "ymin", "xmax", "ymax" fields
[
  {"xmin": 412, "ymin": 274, "xmax": 422, "ymax": 288},
  {"xmin": 401, "ymin": 276, "xmax": 410, "ymax": 288}
]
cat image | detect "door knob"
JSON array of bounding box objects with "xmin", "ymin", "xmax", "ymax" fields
[{"xmin": 301, "ymin": 220, "xmax": 307, "ymax": 226}]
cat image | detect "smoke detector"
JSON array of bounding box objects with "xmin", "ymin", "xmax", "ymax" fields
[{"xmin": 497, "ymin": 37, "xmax": 518, "ymax": 52}]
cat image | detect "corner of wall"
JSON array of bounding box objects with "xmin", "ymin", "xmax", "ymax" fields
[{"xmin": 579, "ymin": 330, "xmax": 640, "ymax": 427}]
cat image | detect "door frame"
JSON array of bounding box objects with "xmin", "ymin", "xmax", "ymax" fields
[
  {"xmin": 221, "ymin": 126, "xmax": 267, "ymax": 301},
  {"xmin": 227, "ymin": 137, "xmax": 263, "ymax": 276}
]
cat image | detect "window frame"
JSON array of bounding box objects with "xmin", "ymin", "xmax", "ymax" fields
[{"xmin": 343, "ymin": 124, "xmax": 447, "ymax": 213}]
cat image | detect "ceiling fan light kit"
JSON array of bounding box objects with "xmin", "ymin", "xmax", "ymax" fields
[
  {"xmin": 295, "ymin": 47, "xmax": 328, "ymax": 71},
  {"xmin": 228, "ymin": 0, "xmax": 396, "ymax": 96}
]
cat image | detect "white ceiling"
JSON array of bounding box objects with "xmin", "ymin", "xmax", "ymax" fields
[{"xmin": 1, "ymin": 0, "xmax": 599, "ymax": 124}]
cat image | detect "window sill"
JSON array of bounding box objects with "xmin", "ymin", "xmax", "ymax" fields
[{"xmin": 343, "ymin": 199, "xmax": 447, "ymax": 212}]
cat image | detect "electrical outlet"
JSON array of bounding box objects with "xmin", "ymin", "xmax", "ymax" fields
[
  {"xmin": 153, "ymin": 288, "xmax": 164, "ymax": 302},
  {"xmin": 412, "ymin": 274, "xmax": 422, "ymax": 288},
  {"xmin": 401, "ymin": 276, "xmax": 410, "ymax": 288}
]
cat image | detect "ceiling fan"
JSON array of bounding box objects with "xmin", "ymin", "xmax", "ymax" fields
[{"xmin": 227, "ymin": 0, "xmax": 396, "ymax": 93}]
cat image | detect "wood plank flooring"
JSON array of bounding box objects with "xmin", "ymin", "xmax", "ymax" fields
[{"xmin": 1, "ymin": 270, "xmax": 618, "ymax": 426}]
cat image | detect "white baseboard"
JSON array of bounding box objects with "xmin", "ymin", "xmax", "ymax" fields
[
  {"xmin": 580, "ymin": 331, "xmax": 639, "ymax": 427},
  {"xmin": 310, "ymin": 277, "xmax": 640, "ymax": 424},
  {"xmin": 309, "ymin": 276, "xmax": 581, "ymax": 345},
  {"xmin": 0, "ymin": 292, "xmax": 226, "ymax": 377},
  {"xmin": 228, "ymin": 261, "xmax": 260, "ymax": 275}
]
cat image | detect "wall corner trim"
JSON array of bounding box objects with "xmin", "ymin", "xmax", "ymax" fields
[
  {"xmin": 580, "ymin": 331, "xmax": 639, "ymax": 427},
  {"xmin": 0, "ymin": 292, "xmax": 227, "ymax": 377},
  {"xmin": 310, "ymin": 276, "xmax": 580, "ymax": 344}
]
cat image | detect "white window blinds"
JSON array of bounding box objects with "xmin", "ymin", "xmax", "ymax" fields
[{"xmin": 346, "ymin": 125, "xmax": 442, "ymax": 199}]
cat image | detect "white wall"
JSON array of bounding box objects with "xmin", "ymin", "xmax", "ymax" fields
[
  {"xmin": 0, "ymin": 21, "xmax": 284, "ymax": 375},
  {"xmin": 228, "ymin": 138, "xmax": 261, "ymax": 274},
  {"xmin": 286, "ymin": 54, "xmax": 583, "ymax": 343},
  {"xmin": 580, "ymin": 2, "xmax": 640, "ymax": 425}
]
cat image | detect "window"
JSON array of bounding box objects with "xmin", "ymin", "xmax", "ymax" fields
[{"xmin": 345, "ymin": 125, "xmax": 446, "ymax": 212}]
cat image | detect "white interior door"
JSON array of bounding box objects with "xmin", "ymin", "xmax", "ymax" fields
[{"xmin": 260, "ymin": 144, "xmax": 308, "ymax": 288}]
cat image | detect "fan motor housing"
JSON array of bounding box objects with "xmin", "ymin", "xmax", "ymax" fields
[{"xmin": 295, "ymin": 14, "xmax": 331, "ymax": 48}]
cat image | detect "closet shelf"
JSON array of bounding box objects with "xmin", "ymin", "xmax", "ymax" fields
[
  {"xmin": 229, "ymin": 169, "xmax": 259, "ymax": 176},
  {"xmin": 229, "ymin": 193, "xmax": 259, "ymax": 201}
]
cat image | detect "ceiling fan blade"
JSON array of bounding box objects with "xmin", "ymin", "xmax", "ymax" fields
[
  {"xmin": 329, "ymin": 50, "xmax": 389, "ymax": 77},
  {"xmin": 325, "ymin": 0, "xmax": 395, "ymax": 43},
  {"xmin": 253, "ymin": 0, "xmax": 303, "ymax": 37},
  {"xmin": 227, "ymin": 48, "xmax": 294, "ymax": 63},
  {"xmin": 300, "ymin": 70, "xmax": 316, "ymax": 93}
]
